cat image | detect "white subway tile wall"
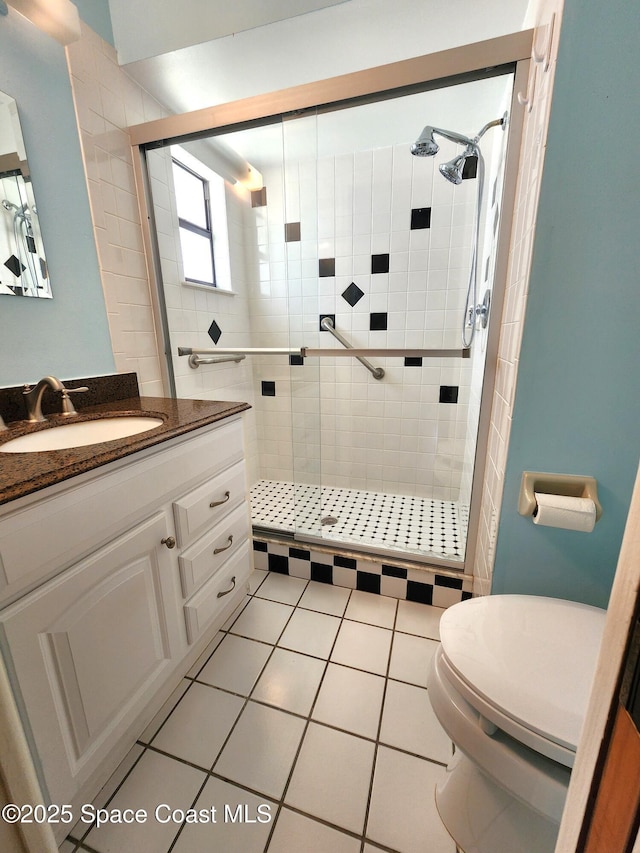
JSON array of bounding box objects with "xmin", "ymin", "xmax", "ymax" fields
[
  {"xmin": 66, "ymin": 22, "xmax": 167, "ymax": 396},
  {"xmin": 245, "ymin": 135, "xmax": 504, "ymax": 503},
  {"xmin": 472, "ymin": 0, "xmax": 565, "ymax": 593}
]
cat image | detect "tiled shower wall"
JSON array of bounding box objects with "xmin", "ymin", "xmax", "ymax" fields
[
  {"xmin": 146, "ymin": 148, "xmax": 260, "ymax": 484},
  {"xmin": 473, "ymin": 0, "xmax": 565, "ymax": 593},
  {"xmin": 245, "ymin": 135, "xmax": 502, "ymax": 501},
  {"xmin": 65, "ymin": 17, "xmax": 558, "ymax": 591}
]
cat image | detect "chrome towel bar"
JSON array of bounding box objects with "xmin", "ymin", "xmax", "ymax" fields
[
  {"xmin": 178, "ymin": 346, "xmax": 470, "ymax": 361},
  {"xmin": 186, "ymin": 353, "xmax": 246, "ymax": 369}
]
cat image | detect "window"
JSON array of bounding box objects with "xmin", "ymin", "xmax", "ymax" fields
[{"xmin": 172, "ymin": 158, "xmax": 216, "ymax": 287}]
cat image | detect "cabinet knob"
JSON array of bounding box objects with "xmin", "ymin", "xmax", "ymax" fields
[{"xmin": 161, "ymin": 536, "xmax": 176, "ymax": 549}]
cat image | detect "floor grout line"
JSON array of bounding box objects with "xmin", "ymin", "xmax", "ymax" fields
[{"xmin": 64, "ymin": 572, "xmax": 452, "ymax": 853}]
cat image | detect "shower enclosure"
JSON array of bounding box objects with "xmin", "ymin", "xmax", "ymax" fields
[{"xmin": 141, "ymin": 68, "xmax": 517, "ymax": 571}]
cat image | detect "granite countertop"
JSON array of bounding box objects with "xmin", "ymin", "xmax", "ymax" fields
[{"xmin": 0, "ymin": 396, "xmax": 250, "ymax": 507}]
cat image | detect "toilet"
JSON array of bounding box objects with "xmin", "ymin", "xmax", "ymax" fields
[{"xmin": 427, "ymin": 594, "xmax": 606, "ymax": 853}]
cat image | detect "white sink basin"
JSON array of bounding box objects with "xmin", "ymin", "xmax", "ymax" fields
[{"xmin": 0, "ymin": 416, "xmax": 164, "ymax": 453}]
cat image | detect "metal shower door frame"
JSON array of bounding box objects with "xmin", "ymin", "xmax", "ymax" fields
[{"xmin": 131, "ymin": 32, "xmax": 533, "ymax": 576}]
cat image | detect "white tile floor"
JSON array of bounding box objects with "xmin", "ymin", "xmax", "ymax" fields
[{"xmin": 64, "ymin": 570, "xmax": 456, "ymax": 853}]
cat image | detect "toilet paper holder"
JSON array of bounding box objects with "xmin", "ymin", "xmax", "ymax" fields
[{"xmin": 518, "ymin": 471, "xmax": 602, "ymax": 521}]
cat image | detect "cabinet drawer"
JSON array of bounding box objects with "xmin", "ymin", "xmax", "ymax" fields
[
  {"xmin": 178, "ymin": 503, "xmax": 250, "ymax": 598},
  {"xmin": 173, "ymin": 461, "xmax": 246, "ymax": 547},
  {"xmin": 183, "ymin": 542, "xmax": 251, "ymax": 644}
]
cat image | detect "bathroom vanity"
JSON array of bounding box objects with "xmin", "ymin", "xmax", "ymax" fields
[{"xmin": 0, "ymin": 385, "xmax": 252, "ymax": 842}]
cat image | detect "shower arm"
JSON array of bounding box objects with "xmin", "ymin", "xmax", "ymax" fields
[
  {"xmin": 429, "ymin": 126, "xmax": 475, "ymax": 148},
  {"xmin": 430, "ymin": 116, "xmax": 505, "ymax": 149},
  {"xmin": 473, "ymin": 116, "xmax": 505, "ymax": 143}
]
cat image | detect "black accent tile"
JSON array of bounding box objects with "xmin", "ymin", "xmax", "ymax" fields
[
  {"xmin": 382, "ymin": 564, "xmax": 408, "ymax": 579},
  {"xmin": 371, "ymin": 253, "xmax": 390, "ymax": 274},
  {"xmin": 319, "ymin": 258, "xmax": 335, "ymax": 277},
  {"xmin": 439, "ymin": 385, "xmax": 459, "ymax": 404},
  {"xmin": 310, "ymin": 562, "xmax": 333, "ymax": 584},
  {"xmin": 268, "ymin": 553, "xmax": 289, "ymax": 574},
  {"xmin": 357, "ymin": 571, "xmax": 381, "ymax": 594},
  {"xmin": 404, "ymin": 357, "xmax": 423, "ymax": 367},
  {"xmin": 285, "ymin": 222, "xmax": 301, "ymax": 242},
  {"xmin": 251, "ymin": 187, "xmax": 267, "ymax": 207},
  {"xmin": 289, "ymin": 355, "xmax": 305, "ymax": 366},
  {"xmin": 207, "ymin": 319, "xmax": 222, "ymax": 344},
  {"xmin": 261, "ymin": 381, "xmax": 276, "ymax": 397},
  {"xmin": 406, "ymin": 581, "xmax": 433, "ymax": 605},
  {"xmin": 290, "ymin": 548, "xmax": 311, "ymax": 561},
  {"xmin": 4, "ymin": 255, "xmax": 25, "ymax": 277},
  {"xmin": 462, "ymin": 156, "xmax": 478, "ymax": 180},
  {"xmin": 253, "ymin": 540, "xmax": 268, "ymax": 552},
  {"xmin": 370, "ymin": 312, "xmax": 388, "ymax": 331},
  {"xmin": 26, "ymin": 234, "xmax": 36, "ymax": 253},
  {"xmin": 410, "ymin": 207, "xmax": 432, "ymax": 229},
  {"xmin": 341, "ymin": 282, "xmax": 364, "ymax": 307},
  {"xmin": 335, "ymin": 555, "xmax": 357, "ymax": 570},
  {"xmin": 435, "ymin": 575, "xmax": 463, "ymax": 590},
  {"xmin": 462, "ymin": 591, "xmax": 473, "ymax": 601},
  {"xmin": 319, "ymin": 313, "xmax": 336, "ymax": 331},
  {"xmin": 39, "ymin": 258, "xmax": 48, "ymax": 279}
]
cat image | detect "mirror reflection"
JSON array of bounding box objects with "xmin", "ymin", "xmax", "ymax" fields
[{"xmin": 0, "ymin": 90, "xmax": 51, "ymax": 298}]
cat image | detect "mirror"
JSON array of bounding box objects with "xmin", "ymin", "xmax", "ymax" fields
[{"xmin": 0, "ymin": 90, "xmax": 51, "ymax": 298}]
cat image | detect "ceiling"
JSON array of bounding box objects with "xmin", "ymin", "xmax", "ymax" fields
[
  {"xmin": 107, "ymin": 0, "xmax": 351, "ymax": 65},
  {"xmin": 113, "ymin": 0, "xmax": 532, "ymax": 118}
]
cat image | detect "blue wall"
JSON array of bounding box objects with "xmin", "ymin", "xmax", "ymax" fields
[
  {"xmin": 0, "ymin": 7, "xmax": 114, "ymax": 386},
  {"xmin": 71, "ymin": 0, "xmax": 114, "ymax": 46},
  {"xmin": 491, "ymin": 0, "xmax": 640, "ymax": 608}
]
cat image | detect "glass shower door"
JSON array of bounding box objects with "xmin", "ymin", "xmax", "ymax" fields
[{"xmin": 281, "ymin": 109, "xmax": 325, "ymax": 542}]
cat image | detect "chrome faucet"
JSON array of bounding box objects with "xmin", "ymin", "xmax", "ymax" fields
[{"xmin": 22, "ymin": 376, "xmax": 89, "ymax": 422}]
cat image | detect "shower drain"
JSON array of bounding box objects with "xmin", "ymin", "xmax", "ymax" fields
[{"xmin": 321, "ymin": 516, "xmax": 338, "ymax": 526}]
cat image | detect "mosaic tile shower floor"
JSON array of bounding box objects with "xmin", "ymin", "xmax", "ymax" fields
[{"xmin": 250, "ymin": 480, "xmax": 469, "ymax": 562}]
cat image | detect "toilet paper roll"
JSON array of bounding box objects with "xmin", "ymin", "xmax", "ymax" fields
[{"xmin": 533, "ymin": 492, "xmax": 597, "ymax": 532}]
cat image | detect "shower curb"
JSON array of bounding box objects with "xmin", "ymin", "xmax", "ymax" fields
[{"xmin": 251, "ymin": 534, "xmax": 473, "ymax": 608}]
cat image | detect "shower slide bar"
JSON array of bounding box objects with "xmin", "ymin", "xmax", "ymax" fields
[{"xmin": 319, "ymin": 317, "xmax": 384, "ymax": 380}]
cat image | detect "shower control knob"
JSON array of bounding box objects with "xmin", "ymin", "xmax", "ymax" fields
[{"xmin": 161, "ymin": 536, "xmax": 176, "ymax": 549}]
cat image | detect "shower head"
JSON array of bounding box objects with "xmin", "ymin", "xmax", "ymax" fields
[
  {"xmin": 411, "ymin": 115, "xmax": 507, "ymax": 166},
  {"xmin": 439, "ymin": 155, "xmax": 466, "ymax": 185},
  {"xmin": 410, "ymin": 126, "xmax": 439, "ymax": 157},
  {"xmin": 439, "ymin": 145, "xmax": 478, "ymax": 185}
]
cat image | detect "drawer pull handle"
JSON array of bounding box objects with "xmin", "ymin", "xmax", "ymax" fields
[
  {"xmin": 214, "ymin": 534, "xmax": 233, "ymax": 555},
  {"xmin": 161, "ymin": 536, "xmax": 176, "ymax": 549},
  {"xmin": 210, "ymin": 491, "xmax": 231, "ymax": 508},
  {"xmin": 217, "ymin": 576, "xmax": 236, "ymax": 598}
]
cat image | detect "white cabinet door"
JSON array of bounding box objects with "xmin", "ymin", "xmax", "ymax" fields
[{"xmin": 0, "ymin": 512, "xmax": 184, "ymax": 804}]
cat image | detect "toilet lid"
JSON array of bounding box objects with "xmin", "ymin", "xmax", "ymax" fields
[{"xmin": 439, "ymin": 595, "xmax": 606, "ymax": 753}]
